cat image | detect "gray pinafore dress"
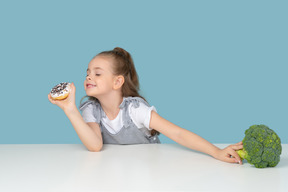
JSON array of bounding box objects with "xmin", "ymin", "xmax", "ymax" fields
[{"xmin": 79, "ymin": 97, "xmax": 161, "ymax": 145}]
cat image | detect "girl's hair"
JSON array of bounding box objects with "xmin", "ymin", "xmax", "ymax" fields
[{"xmin": 81, "ymin": 47, "xmax": 160, "ymax": 136}]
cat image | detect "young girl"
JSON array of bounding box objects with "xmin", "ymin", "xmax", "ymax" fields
[{"xmin": 48, "ymin": 47, "xmax": 243, "ymax": 164}]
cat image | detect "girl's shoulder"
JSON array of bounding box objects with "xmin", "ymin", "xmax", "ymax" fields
[
  {"xmin": 119, "ymin": 96, "xmax": 150, "ymax": 110},
  {"xmin": 79, "ymin": 98, "xmax": 105, "ymax": 123},
  {"xmin": 79, "ymin": 96, "xmax": 151, "ymax": 111},
  {"xmin": 79, "ymin": 98, "xmax": 100, "ymax": 111}
]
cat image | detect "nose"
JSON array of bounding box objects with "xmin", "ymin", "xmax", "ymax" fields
[{"xmin": 86, "ymin": 75, "xmax": 92, "ymax": 81}]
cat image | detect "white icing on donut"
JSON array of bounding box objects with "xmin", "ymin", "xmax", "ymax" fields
[{"xmin": 50, "ymin": 82, "xmax": 71, "ymax": 98}]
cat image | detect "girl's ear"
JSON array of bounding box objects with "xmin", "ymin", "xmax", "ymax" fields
[{"xmin": 113, "ymin": 75, "xmax": 125, "ymax": 90}]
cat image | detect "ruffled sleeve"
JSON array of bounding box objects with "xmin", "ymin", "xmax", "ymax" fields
[
  {"xmin": 128, "ymin": 102, "xmax": 157, "ymax": 130},
  {"xmin": 119, "ymin": 97, "xmax": 156, "ymax": 129},
  {"xmin": 79, "ymin": 100, "xmax": 105, "ymax": 124}
]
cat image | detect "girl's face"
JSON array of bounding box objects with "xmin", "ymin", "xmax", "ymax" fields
[{"xmin": 84, "ymin": 56, "xmax": 116, "ymax": 97}]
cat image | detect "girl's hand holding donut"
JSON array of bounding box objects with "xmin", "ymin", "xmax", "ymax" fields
[{"xmin": 48, "ymin": 82, "xmax": 77, "ymax": 112}]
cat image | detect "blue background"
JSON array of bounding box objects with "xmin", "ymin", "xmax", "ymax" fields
[{"xmin": 0, "ymin": 0, "xmax": 287, "ymax": 144}]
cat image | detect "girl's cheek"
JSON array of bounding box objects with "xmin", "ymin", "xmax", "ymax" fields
[{"xmin": 84, "ymin": 80, "xmax": 87, "ymax": 89}]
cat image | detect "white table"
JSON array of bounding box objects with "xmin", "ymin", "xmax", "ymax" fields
[{"xmin": 0, "ymin": 144, "xmax": 287, "ymax": 192}]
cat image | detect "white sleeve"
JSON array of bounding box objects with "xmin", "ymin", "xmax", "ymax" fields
[
  {"xmin": 128, "ymin": 102, "xmax": 157, "ymax": 130},
  {"xmin": 81, "ymin": 104, "xmax": 97, "ymax": 123}
]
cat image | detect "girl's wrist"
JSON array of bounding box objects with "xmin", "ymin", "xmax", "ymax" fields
[
  {"xmin": 211, "ymin": 146, "xmax": 221, "ymax": 159},
  {"xmin": 63, "ymin": 104, "xmax": 78, "ymax": 114}
]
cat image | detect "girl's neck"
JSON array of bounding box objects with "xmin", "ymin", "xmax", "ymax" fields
[{"xmin": 97, "ymin": 93, "xmax": 123, "ymax": 121}]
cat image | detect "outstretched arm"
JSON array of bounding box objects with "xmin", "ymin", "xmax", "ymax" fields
[{"xmin": 149, "ymin": 111, "xmax": 243, "ymax": 164}]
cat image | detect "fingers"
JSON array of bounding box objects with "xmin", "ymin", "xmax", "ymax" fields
[
  {"xmin": 224, "ymin": 156, "xmax": 240, "ymax": 164},
  {"xmin": 67, "ymin": 82, "xmax": 76, "ymax": 100},
  {"xmin": 70, "ymin": 82, "xmax": 76, "ymax": 93},
  {"xmin": 215, "ymin": 142, "xmax": 244, "ymax": 165},
  {"xmin": 221, "ymin": 151, "xmax": 242, "ymax": 164},
  {"xmin": 48, "ymin": 94, "xmax": 60, "ymax": 105},
  {"xmin": 48, "ymin": 93, "xmax": 56, "ymax": 104},
  {"xmin": 236, "ymin": 141, "xmax": 243, "ymax": 145},
  {"xmin": 230, "ymin": 144, "xmax": 243, "ymax": 151},
  {"xmin": 219, "ymin": 147, "xmax": 241, "ymax": 164},
  {"xmin": 229, "ymin": 149, "xmax": 243, "ymax": 165},
  {"xmin": 217, "ymin": 144, "xmax": 243, "ymax": 164},
  {"xmin": 226, "ymin": 144, "xmax": 243, "ymax": 164}
]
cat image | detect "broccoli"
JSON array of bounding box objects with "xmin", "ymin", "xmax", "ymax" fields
[{"xmin": 236, "ymin": 124, "xmax": 282, "ymax": 168}]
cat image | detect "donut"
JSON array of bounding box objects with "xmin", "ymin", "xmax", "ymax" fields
[{"xmin": 50, "ymin": 82, "xmax": 71, "ymax": 100}]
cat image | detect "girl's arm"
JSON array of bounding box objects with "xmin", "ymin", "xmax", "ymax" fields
[
  {"xmin": 63, "ymin": 107, "xmax": 103, "ymax": 152},
  {"xmin": 48, "ymin": 83, "xmax": 103, "ymax": 152},
  {"xmin": 149, "ymin": 111, "xmax": 243, "ymax": 164}
]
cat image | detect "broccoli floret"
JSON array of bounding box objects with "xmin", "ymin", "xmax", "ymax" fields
[{"xmin": 237, "ymin": 124, "xmax": 282, "ymax": 168}]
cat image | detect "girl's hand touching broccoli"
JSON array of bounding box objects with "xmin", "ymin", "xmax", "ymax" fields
[{"xmin": 214, "ymin": 142, "xmax": 243, "ymax": 164}]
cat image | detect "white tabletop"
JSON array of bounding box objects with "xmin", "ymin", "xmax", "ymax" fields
[{"xmin": 0, "ymin": 144, "xmax": 287, "ymax": 192}]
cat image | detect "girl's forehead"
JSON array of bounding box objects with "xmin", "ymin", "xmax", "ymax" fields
[{"xmin": 88, "ymin": 56, "xmax": 113, "ymax": 71}]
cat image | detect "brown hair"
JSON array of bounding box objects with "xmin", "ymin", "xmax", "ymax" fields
[{"xmin": 81, "ymin": 47, "xmax": 159, "ymax": 136}]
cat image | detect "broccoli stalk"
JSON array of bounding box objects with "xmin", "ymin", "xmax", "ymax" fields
[{"xmin": 236, "ymin": 149, "xmax": 247, "ymax": 161}]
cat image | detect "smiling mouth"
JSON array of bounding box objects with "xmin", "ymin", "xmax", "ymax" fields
[{"xmin": 87, "ymin": 84, "xmax": 96, "ymax": 88}]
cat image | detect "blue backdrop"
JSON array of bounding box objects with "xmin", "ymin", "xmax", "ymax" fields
[{"xmin": 0, "ymin": 0, "xmax": 287, "ymax": 144}]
